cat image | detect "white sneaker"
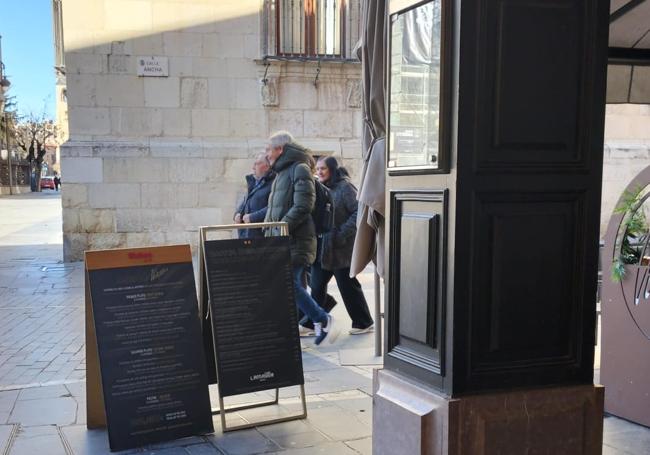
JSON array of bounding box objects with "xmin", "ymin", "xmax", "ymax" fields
[
  {"xmin": 349, "ymin": 325, "xmax": 374, "ymax": 335},
  {"xmin": 315, "ymin": 315, "xmax": 339, "ymax": 345},
  {"xmin": 298, "ymin": 325, "xmax": 315, "ymax": 337}
]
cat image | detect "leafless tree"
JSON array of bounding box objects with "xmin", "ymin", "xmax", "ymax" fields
[{"xmin": 14, "ymin": 113, "xmax": 57, "ymax": 191}]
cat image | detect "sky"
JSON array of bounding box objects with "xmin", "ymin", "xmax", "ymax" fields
[{"xmin": 0, "ymin": 0, "xmax": 56, "ymax": 119}]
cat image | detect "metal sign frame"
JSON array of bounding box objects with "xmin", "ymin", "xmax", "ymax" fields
[{"xmin": 198, "ymin": 222, "xmax": 307, "ymax": 432}]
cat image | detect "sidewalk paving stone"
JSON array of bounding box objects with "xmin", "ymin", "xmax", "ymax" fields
[
  {"xmin": 9, "ymin": 425, "xmax": 66, "ymax": 455},
  {"xmin": 0, "ymin": 424, "xmax": 16, "ymax": 452},
  {"xmin": 9, "ymin": 395, "xmax": 77, "ymax": 427}
]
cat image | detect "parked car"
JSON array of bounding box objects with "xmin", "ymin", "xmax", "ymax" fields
[{"xmin": 40, "ymin": 176, "xmax": 55, "ymax": 190}]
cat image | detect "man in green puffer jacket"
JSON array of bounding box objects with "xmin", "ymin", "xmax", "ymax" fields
[{"xmin": 264, "ymin": 131, "xmax": 336, "ymax": 346}]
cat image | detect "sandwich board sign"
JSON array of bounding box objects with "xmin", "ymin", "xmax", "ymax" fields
[
  {"xmin": 85, "ymin": 245, "xmax": 213, "ymax": 451},
  {"xmin": 199, "ymin": 225, "xmax": 307, "ymax": 431}
]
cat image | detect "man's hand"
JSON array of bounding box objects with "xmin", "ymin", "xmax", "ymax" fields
[
  {"xmin": 242, "ymin": 214, "xmax": 252, "ymax": 223},
  {"xmin": 234, "ymin": 213, "xmax": 242, "ymax": 223}
]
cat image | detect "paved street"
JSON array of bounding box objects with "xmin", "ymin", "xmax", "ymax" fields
[
  {"xmin": 0, "ymin": 192, "xmax": 648, "ymax": 455},
  {"xmin": 0, "ymin": 191, "xmax": 378, "ymax": 454}
]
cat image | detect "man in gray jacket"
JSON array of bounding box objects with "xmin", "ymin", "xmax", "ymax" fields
[{"xmin": 264, "ymin": 131, "xmax": 336, "ymax": 345}]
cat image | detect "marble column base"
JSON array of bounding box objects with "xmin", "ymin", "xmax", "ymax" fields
[{"xmin": 373, "ymin": 369, "xmax": 604, "ymax": 455}]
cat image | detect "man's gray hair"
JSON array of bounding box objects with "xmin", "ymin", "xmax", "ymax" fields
[
  {"xmin": 255, "ymin": 151, "xmax": 269, "ymax": 164},
  {"xmin": 269, "ymin": 131, "xmax": 294, "ymax": 149}
]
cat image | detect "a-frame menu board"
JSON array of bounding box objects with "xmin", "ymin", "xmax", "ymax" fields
[{"xmin": 85, "ymin": 245, "xmax": 213, "ymax": 452}]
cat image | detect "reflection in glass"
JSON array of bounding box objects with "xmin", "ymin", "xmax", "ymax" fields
[{"xmin": 389, "ymin": 1, "xmax": 442, "ymax": 169}]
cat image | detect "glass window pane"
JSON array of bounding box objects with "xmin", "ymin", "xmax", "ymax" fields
[{"xmin": 388, "ymin": 1, "xmax": 442, "ymax": 169}]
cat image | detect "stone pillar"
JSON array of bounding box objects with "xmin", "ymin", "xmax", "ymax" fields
[{"xmin": 376, "ymin": 0, "xmax": 610, "ymax": 452}]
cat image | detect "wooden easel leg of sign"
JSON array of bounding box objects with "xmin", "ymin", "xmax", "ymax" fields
[
  {"xmin": 199, "ymin": 224, "xmax": 309, "ymax": 432},
  {"xmin": 211, "ymin": 385, "xmax": 308, "ymax": 432}
]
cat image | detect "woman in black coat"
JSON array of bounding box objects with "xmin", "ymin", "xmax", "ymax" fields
[{"xmin": 303, "ymin": 156, "xmax": 374, "ymax": 334}]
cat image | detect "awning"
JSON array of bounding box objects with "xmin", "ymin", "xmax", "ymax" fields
[{"xmin": 607, "ymin": 0, "xmax": 650, "ymax": 103}]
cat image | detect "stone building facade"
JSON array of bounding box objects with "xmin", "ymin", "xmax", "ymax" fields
[
  {"xmin": 55, "ymin": 1, "xmax": 650, "ymax": 261},
  {"xmin": 602, "ymin": 104, "xmax": 650, "ymax": 235},
  {"xmin": 57, "ymin": 0, "xmax": 364, "ymax": 261}
]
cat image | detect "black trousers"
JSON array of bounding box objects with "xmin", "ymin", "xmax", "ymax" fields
[{"xmin": 309, "ymin": 262, "xmax": 373, "ymax": 329}]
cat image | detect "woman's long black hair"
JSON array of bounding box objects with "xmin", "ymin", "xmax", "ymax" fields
[{"xmin": 318, "ymin": 156, "xmax": 350, "ymax": 184}]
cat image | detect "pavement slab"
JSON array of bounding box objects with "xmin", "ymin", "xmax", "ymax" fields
[
  {"xmin": 8, "ymin": 395, "xmax": 77, "ymax": 427},
  {"xmin": 9, "ymin": 425, "xmax": 67, "ymax": 455}
]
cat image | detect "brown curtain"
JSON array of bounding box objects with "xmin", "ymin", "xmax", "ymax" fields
[{"xmin": 350, "ymin": 0, "xmax": 388, "ymax": 278}]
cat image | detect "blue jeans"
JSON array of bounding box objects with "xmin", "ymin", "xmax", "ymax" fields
[{"xmin": 292, "ymin": 266, "xmax": 327, "ymax": 325}]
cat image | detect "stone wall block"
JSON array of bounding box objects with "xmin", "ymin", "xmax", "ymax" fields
[
  {"xmin": 115, "ymin": 209, "xmax": 142, "ymax": 232},
  {"xmin": 111, "ymin": 108, "xmax": 163, "ymax": 136},
  {"xmin": 202, "ymin": 141, "xmax": 250, "ymax": 159},
  {"xmin": 169, "ymin": 158, "xmax": 224, "ymax": 183},
  {"xmin": 63, "ymin": 233, "xmax": 88, "ymax": 262},
  {"xmin": 268, "ymin": 110, "xmax": 304, "ymax": 137},
  {"xmin": 304, "ymin": 110, "xmax": 353, "ymax": 138},
  {"xmin": 203, "ymin": 33, "xmax": 245, "ymax": 59},
  {"xmin": 171, "ymin": 208, "xmax": 221, "ymax": 230},
  {"xmin": 63, "ymin": 157, "xmax": 103, "ymax": 183},
  {"xmin": 223, "ymin": 158, "xmax": 257, "ymax": 183},
  {"xmin": 208, "ymin": 78, "xmax": 236, "ymax": 109},
  {"xmin": 163, "ymin": 32, "xmax": 203, "ymax": 57},
  {"xmin": 62, "ymin": 209, "xmax": 81, "ymax": 233},
  {"xmin": 150, "ymin": 141, "xmax": 203, "ymax": 158},
  {"xmin": 131, "ymin": 34, "xmax": 164, "ymax": 55},
  {"xmin": 79, "ymin": 209, "xmax": 115, "ymax": 233},
  {"xmin": 162, "ymin": 109, "xmax": 192, "ymax": 137},
  {"xmin": 279, "ymin": 82, "xmax": 318, "ymax": 110},
  {"xmin": 341, "ymin": 140, "xmax": 363, "ymax": 159},
  {"xmin": 193, "ymin": 58, "xmax": 228, "ymax": 78},
  {"xmin": 60, "ymin": 144, "xmax": 93, "ymax": 158},
  {"xmin": 88, "ymin": 233, "xmax": 127, "ymax": 251},
  {"xmin": 141, "ymin": 183, "xmax": 198, "ymax": 208},
  {"xmin": 199, "ymin": 183, "xmax": 241, "ymax": 209},
  {"xmin": 225, "ymin": 58, "xmax": 257, "ymax": 79},
  {"xmin": 144, "ymin": 77, "xmax": 181, "ymax": 108},
  {"xmin": 164, "ymin": 232, "xmax": 198, "ymax": 253},
  {"xmin": 235, "ymin": 79, "xmax": 261, "ymax": 109},
  {"xmin": 191, "ymin": 109, "xmax": 229, "ymax": 137},
  {"xmin": 65, "ymin": 53, "xmax": 107, "ymax": 75},
  {"xmin": 66, "ymin": 74, "xmax": 97, "ymax": 107},
  {"xmin": 103, "ymin": 158, "xmax": 170, "ymax": 183},
  {"xmin": 228, "ymin": 110, "xmax": 267, "ymax": 138},
  {"xmin": 61, "ymin": 184, "xmax": 88, "ymax": 209},
  {"xmin": 141, "ymin": 209, "xmax": 174, "ymax": 231},
  {"xmin": 68, "ymin": 107, "xmax": 110, "ymax": 136},
  {"xmin": 352, "ymin": 110, "xmax": 363, "ymax": 138},
  {"xmin": 300, "ymin": 139, "xmax": 343, "ymax": 155},
  {"xmin": 181, "ymin": 78, "xmax": 209, "ymax": 108},
  {"xmin": 243, "ymin": 34, "xmax": 260, "ymax": 59},
  {"xmin": 88, "ymin": 183, "xmax": 141, "ymax": 208},
  {"xmin": 125, "ymin": 233, "xmax": 150, "ymax": 248},
  {"xmin": 107, "ymin": 55, "xmax": 133, "ymax": 75},
  {"xmin": 168, "ymin": 57, "xmax": 194, "ymax": 78},
  {"xmin": 609, "ymin": 146, "xmax": 650, "ymax": 160},
  {"xmin": 92, "ymin": 144, "xmax": 149, "ymax": 158},
  {"xmin": 95, "ymin": 75, "xmax": 144, "ymax": 107},
  {"xmin": 317, "ymin": 82, "xmax": 346, "ymax": 111}
]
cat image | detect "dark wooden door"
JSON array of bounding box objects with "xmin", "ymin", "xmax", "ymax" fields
[{"xmin": 384, "ymin": 0, "xmax": 610, "ymax": 396}]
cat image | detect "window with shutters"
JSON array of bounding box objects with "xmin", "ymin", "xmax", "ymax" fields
[{"xmin": 262, "ymin": 0, "xmax": 361, "ymax": 61}]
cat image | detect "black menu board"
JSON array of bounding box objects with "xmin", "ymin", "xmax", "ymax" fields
[
  {"xmin": 85, "ymin": 245, "xmax": 213, "ymax": 452},
  {"xmin": 203, "ymin": 236, "xmax": 304, "ymax": 397}
]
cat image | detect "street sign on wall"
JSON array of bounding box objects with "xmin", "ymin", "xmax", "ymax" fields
[{"xmin": 137, "ymin": 56, "xmax": 169, "ymax": 77}]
